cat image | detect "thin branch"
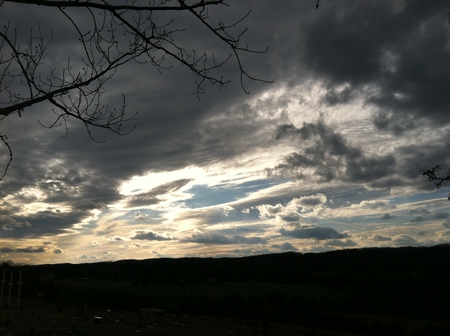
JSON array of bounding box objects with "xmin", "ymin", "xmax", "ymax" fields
[
  {"xmin": 0, "ymin": 134, "xmax": 12, "ymax": 180},
  {"xmin": 178, "ymin": 0, "xmax": 273, "ymax": 93},
  {"xmin": 5, "ymin": 0, "xmax": 224, "ymax": 11}
]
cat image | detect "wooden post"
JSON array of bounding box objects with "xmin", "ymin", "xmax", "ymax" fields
[
  {"xmin": 0, "ymin": 269, "xmax": 6, "ymax": 307},
  {"xmin": 7, "ymin": 272, "xmax": 13, "ymax": 307},
  {"xmin": 17, "ymin": 270, "xmax": 23, "ymax": 308}
]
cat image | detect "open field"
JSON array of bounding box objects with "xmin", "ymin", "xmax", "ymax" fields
[
  {"xmin": 0, "ymin": 306, "xmax": 313, "ymax": 336},
  {"xmin": 2, "ymin": 300, "xmax": 449, "ymax": 336}
]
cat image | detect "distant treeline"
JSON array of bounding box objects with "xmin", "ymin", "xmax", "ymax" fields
[{"xmin": 13, "ymin": 244, "xmax": 450, "ymax": 283}]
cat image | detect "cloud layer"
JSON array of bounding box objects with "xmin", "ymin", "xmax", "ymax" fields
[{"xmin": 1, "ymin": 0, "xmax": 450, "ymax": 264}]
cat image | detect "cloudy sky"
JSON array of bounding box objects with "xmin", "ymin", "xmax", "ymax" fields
[{"xmin": 1, "ymin": 0, "xmax": 450, "ymax": 265}]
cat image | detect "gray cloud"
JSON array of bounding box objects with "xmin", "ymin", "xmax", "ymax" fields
[
  {"xmin": 80, "ymin": 254, "xmax": 98, "ymax": 260},
  {"xmin": 280, "ymin": 226, "xmax": 349, "ymax": 240},
  {"xmin": 268, "ymin": 121, "xmax": 396, "ymax": 184},
  {"xmin": 434, "ymin": 212, "xmax": 449, "ymax": 219},
  {"xmin": 183, "ymin": 232, "xmax": 267, "ymax": 245},
  {"xmin": 0, "ymin": 210, "xmax": 94, "ymax": 239},
  {"xmin": 326, "ymin": 239, "xmax": 357, "ymax": 247},
  {"xmin": 295, "ymin": 194, "xmax": 327, "ymax": 208},
  {"xmin": 130, "ymin": 230, "xmax": 175, "ymax": 241},
  {"xmin": 0, "ymin": 215, "xmax": 31, "ymax": 231},
  {"xmin": 372, "ymin": 234, "xmax": 392, "ymax": 242},
  {"xmin": 0, "ymin": 246, "xmax": 46, "ymax": 253},
  {"xmin": 108, "ymin": 236, "xmax": 126, "ymax": 242},
  {"xmin": 410, "ymin": 209, "xmax": 431, "ymax": 215},
  {"xmin": 392, "ymin": 235, "xmax": 417, "ymax": 246},
  {"xmin": 323, "ymin": 86, "xmax": 355, "ymax": 106},
  {"xmin": 280, "ymin": 212, "xmax": 302, "ymax": 222},
  {"xmin": 301, "ymin": 1, "xmax": 450, "ymax": 130},
  {"xmin": 271, "ymin": 242, "xmax": 298, "ymax": 251},
  {"xmin": 126, "ymin": 179, "xmax": 192, "ymax": 208},
  {"xmin": 380, "ymin": 213, "xmax": 393, "ymax": 220}
]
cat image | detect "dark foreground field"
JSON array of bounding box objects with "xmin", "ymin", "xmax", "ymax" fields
[
  {"xmin": 1, "ymin": 305, "xmax": 314, "ymax": 336},
  {"xmin": 2, "ymin": 305, "xmax": 448, "ymax": 336},
  {"xmin": 2, "ymin": 245, "xmax": 450, "ymax": 335}
]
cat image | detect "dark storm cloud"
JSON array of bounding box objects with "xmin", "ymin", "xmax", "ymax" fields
[
  {"xmin": 443, "ymin": 220, "xmax": 450, "ymax": 229},
  {"xmin": 301, "ymin": 0, "xmax": 450, "ymax": 130},
  {"xmin": 380, "ymin": 213, "xmax": 393, "ymax": 220},
  {"xmin": 130, "ymin": 230, "xmax": 175, "ymax": 241},
  {"xmin": 183, "ymin": 232, "xmax": 267, "ymax": 245},
  {"xmin": 268, "ymin": 121, "xmax": 396, "ymax": 183},
  {"xmin": 280, "ymin": 226, "xmax": 349, "ymax": 240}
]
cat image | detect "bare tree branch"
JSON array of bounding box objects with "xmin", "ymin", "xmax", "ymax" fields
[
  {"xmin": 0, "ymin": 134, "xmax": 12, "ymax": 181},
  {"xmin": 421, "ymin": 165, "xmax": 450, "ymax": 199},
  {"xmin": 0, "ymin": 0, "xmax": 270, "ymax": 180}
]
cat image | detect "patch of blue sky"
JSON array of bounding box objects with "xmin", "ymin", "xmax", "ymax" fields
[
  {"xmin": 184, "ymin": 179, "xmax": 279, "ymax": 208},
  {"xmin": 388, "ymin": 188, "xmax": 449, "ymax": 206},
  {"xmin": 321, "ymin": 186, "xmax": 391, "ymax": 209},
  {"xmin": 330, "ymin": 215, "xmax": 404, "ymax": 231}
]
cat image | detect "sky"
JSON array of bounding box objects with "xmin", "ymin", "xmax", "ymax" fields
[{"xmin": 1, "ymin": 0, "xmax": 450, "ymax": 265}]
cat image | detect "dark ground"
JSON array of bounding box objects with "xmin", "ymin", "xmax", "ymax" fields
[
  {"xmin": 2, "ymin": 245, "xmax": 450, "ymax": 335},
  {"xmin": 1, "ymin": 305, "xmax": 314, "ymax": 336}
]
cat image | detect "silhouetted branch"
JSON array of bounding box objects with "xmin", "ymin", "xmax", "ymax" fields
[
  {"xmin": 0, "ymin": 134, "xmax": 12, "ymax": 180},
  {"xmin": 0, "ymin": 0, "xmax": 270, "ymax": 180},
  {"xmin": 421, "ymin": 165, "xmax": 450, "ymax": 199}
]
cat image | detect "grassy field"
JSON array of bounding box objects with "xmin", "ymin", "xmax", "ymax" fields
[
  {"xmin": 0, "ymin": 305, "xmax": 312, "ymax": 336},
  {"xmin": 8, "ymin": 278, "xmax": 449, "ymax": 335},
  {"xmin": 53, "ymin": 278, "xmax": 348, "ymax": 304}
]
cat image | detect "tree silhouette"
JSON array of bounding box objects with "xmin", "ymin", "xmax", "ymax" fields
[
  {"xmin": 0, "ymin": 0, "xmax": 270, "ymax": 179},
  {"xmin": 421, "ymin": 165, "xmax": 450, "ymax": 198}
]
